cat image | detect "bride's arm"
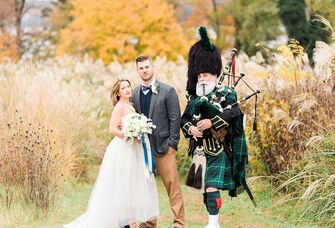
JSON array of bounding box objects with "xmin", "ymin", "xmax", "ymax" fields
[{"xmin": 109, "ymin": 104, "xmax": 124, "ymax": 138}]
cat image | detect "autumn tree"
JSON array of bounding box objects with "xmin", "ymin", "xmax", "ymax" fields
[
  {"xmin": 179, "ymin": 0, "xmax": 236, "ymax": 50},
  {"xmin": 177, "ymin": 0, "xmax": 280, "ymax": 55},
  {"xmin": 0, "ymin": 0, "xmax": 13, "ymax": 61},
  {"xmin": 0, "ymin": 32, "xmax": 18, "ymax": 62},
  {"xmin": 1, "ymin": 0, "xmax": 60, "ymax": 62},
  {"xmin": 13, "ymin": 0, "xmax": 25, "ymax": 57},
  {"xmin": 56, "ymin": 0, "xmax": 190, "ymax": 63},
  {"xmin": 0, "ymin": 0, "xmax": 25, "ymax": 61},
  {"xmin": 50, "ymin": 0, "xmax": 73, "ymax": 36}
]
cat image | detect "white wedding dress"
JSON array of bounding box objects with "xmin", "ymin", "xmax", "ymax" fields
[{"xmin": 64, "ymin": 113, "xmax": 159, "ymax": 228}]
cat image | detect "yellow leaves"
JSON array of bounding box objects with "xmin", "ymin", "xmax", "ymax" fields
[
  {"xmin": 255, "ymin": 71, "xmax": 273, "ymax": 78},
  {"xmin": 56, "ymin": 0, "xmax": 190, "ymax": 63},
  {"xmin": 288, "ymin": 39, "xmax": 304, "ymax": 56},
  {"xmin": 277, "ymin": 44, "xmax": 293, "ymax": 59},
  {"xmin": 277, "ymin": 39, "xmax": 304, "ymax": 65},
  {"xmin": 182, "ymin": 0, "xmax": 212, "ymax": 29},
  {"xmin": 0, "ymin": 32, "xmax": 18, "ymax": 63},
  {"xmin": 276, "ymin": 39, "xmax": 310, "ymax": 86},
  {"xmin": 253, "ymin": 94, "xmax": 291, "ymax": 152}
]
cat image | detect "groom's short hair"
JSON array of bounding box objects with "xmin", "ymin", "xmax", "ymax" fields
[{"xmin": 136, "ymin": 55, "xmax": 152, "ymax": 65}]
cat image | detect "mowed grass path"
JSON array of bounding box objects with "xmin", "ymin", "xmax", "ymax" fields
[{"xmin": 1, "ymin": 166, "xmax": 315, "ymax": 228}]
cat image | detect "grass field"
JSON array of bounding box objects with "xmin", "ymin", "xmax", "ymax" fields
[{"xmin": 0, "ymin": 166, "xmax": 317, "ymax": 228}]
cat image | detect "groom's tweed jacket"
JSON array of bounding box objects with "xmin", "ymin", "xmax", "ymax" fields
[{"xmin": 132, "ymin": 80, "xmax": 181, "ymax": 156}]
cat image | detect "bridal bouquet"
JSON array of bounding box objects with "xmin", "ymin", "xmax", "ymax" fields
[
  {"xmin": 122, "ymin": 113, "xmax": 156, "ymax": 180},
  {"xmin": 122, "ymin": 113, "xmax": 156, "ymax": 142}
]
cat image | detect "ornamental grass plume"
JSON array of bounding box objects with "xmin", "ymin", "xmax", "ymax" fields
[
  {"xmin": 0, "ymin": 59, "xmax": 99, "ymax": 209},
  {"xmin": 246, "ymin": 16, "xmax": 335, "ymax": 226},
  {"xmin": 0, "ymin": 56, "xmax": 189, "ymax": 209},
  {"xmin": 275, "ymin": 134, "xmax": 335, "ymax": 226}
]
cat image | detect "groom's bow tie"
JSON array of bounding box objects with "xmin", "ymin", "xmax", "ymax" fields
[{"xmin": 142, "ymin": 85, "xmax": 152, "ymax": 91}]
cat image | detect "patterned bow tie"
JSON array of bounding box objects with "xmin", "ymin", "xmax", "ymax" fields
[{"xmin": 142, "ymin": 85, "xmax": 152, "ymax": 91}]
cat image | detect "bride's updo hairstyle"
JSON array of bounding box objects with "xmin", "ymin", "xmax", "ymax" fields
[{"xmin": 111, "ymin": 78, "xmax": 132, "ymax": 106}]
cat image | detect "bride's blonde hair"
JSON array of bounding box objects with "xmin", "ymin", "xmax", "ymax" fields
[{"xmin": 111, "ymin": 78, "xmax": 132, "ymax": 106}]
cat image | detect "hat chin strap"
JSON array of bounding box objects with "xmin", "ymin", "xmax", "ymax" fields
[{"xmin": 196, "ymin": 80, "xmax": 216, "ymax": 96}]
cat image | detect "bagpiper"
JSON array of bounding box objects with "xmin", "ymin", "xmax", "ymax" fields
[{"xmin": 181, "ymin": 26, "xmax": 254, "ymax": 228}]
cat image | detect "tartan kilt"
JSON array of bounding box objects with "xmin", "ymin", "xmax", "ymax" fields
[
  {"xmin": 232, "ymin": 133, "xmax": 248, "ymax": 185},
  {"xmin": 205, "ymin": 151, "xmax": 235, "ymax": 190},
  {"xmin": 204, "ymin": 132, "xmax": 248, "ymax": 192}
]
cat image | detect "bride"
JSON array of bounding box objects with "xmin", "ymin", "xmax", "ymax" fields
[{"xmin": 64, "ymin": 78, "xmax": 159, "ymax": 228}]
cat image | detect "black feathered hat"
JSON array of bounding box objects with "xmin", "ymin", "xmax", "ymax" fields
[{"xmin": 186, "ymin": 26, "xmax": 222, "ymax": 95}]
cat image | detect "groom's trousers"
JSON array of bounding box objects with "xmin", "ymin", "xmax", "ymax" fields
[{"xmin": 140, "ymin": 147, "xmax": 185, "ymax": 228}]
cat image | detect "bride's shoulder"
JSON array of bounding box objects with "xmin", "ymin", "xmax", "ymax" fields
[
  {"xmin": 113, "ymin": 102, "xmax": 125, "ymax": 112},
  {"xmin": 114, "ymin": 102, "xmax": 136, "ymax": 116}
]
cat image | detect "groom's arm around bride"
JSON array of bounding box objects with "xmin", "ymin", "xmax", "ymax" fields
[{"xmin": 132, "ymin": 55, "xmax": 185, "ymax": 228}]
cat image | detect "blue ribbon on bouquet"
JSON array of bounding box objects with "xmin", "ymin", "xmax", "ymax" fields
[{"xmin": 141, "ymin": 136, "xmax": 156, "ymax": 179}]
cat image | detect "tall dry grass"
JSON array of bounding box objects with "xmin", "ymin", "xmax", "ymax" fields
[
  {"xmin": 246, "ymin": 79, "xmax": 335, "ymax": 175},
  {"xmin": 275, "ymin": 134, "xmax": 335, "ymax": 226},
  {"xmin": 242, "ymin": 34, "xmax": 335, "ymax": 176},
  {"xmin": 0, "ymin": 59, "xmax": 100, "ymax": 209},
  {"xmin": 245, "ymin": 18, "xmax": 335, "ymax": 225},
  {"xmin": 0, "ymin": 26, "xmax": 333, "ymax": 222},
  {"xmin": 0, "ymin": 55, "xmax": 196, "ymax": 209}
]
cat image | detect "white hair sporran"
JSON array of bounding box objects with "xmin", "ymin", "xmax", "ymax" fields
[{"xmin": 185, "ymin": 145, "xmax": 206, "ymax": 190}]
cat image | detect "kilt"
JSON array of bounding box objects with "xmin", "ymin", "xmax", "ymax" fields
[
  {"xmin": 204, "ymin": 132, "xmax": 248, "ymax": 193},
  {"xmin": 232, "ymin": 133, "xmax": 248, "ymax": 184},
  {"xmin": 205, "ymin": 151, "xmax": 234, "ymax": 190}
]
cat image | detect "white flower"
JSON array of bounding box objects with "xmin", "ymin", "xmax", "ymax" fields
[
  {"xmin": 151, "ymin": 82, "xmax": 160, "ymax": 94},
  {"xmin": 122, "ymin": 113, "xmax": 156, "ymax": 143}
]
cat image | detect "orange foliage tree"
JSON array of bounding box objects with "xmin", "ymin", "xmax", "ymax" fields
[
  {"xmin": 181, "ymin": 0, "xmax": 236, "ymax": 50},
  {"xmin": 0, "ymin": 32, "xmax": 18, "ymax": 62},
  {"xmin": 0, "ymin": 0, "xmax": 21, "ymax": 62},
  {"xmin": 56, "ymin": 0, "xmax": 190, "ymax": 63}
]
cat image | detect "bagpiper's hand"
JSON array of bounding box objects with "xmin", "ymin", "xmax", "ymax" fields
[
  {"xmin": 190, "ymin": 126, "xmax": 203, "ymax": 138},
  {"xmin": 197, "ymin": 119, "xmax": 212, "ymax": 131}
]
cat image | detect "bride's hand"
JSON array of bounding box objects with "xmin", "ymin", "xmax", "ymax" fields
[{"xmin": 134, "ymin": 138, "xmax": 141, "ymax": 144}]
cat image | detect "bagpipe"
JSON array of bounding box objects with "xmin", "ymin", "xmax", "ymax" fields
[{"xmin": 185, "ymin": 49, "xmax": 259, "ymax": 207}]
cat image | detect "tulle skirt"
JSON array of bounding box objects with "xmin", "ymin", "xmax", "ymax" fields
[{"xmin": 64, "ymin": 137, "xmax": 159, "ymax": 228}]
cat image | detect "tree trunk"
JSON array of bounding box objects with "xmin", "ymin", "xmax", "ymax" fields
[
  {"xmin": 14, "ymin": 0, "xmax": 25, "ymax": 58},
  {"xmin": 211, "ymin": 0, "xmax": 221, "ymax": 47}
]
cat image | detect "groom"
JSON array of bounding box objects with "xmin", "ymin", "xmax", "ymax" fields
[{"xmin": 132, "ymin": 55, "xmax": 185, "ymax": 228}]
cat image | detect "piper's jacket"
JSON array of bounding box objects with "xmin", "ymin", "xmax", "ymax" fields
[{"xmin": 181, "ymin": 87, "xmax": 241, "ymax": 156}]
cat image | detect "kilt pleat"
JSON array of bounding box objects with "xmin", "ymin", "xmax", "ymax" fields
[{"xmin": 204, "ymin": 132, "xmax": 248, "ymax": 193}]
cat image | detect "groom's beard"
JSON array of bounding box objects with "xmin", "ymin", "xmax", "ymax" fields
[{"xmin": 196, "ymin": 80, "xmax": 217, "ymax": 96}]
